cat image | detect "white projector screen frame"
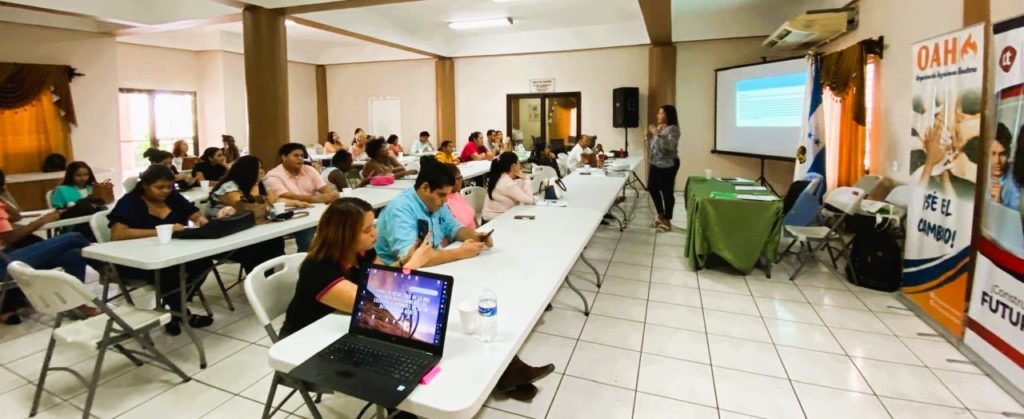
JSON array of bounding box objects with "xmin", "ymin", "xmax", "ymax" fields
[{"xmin": 713, "ymin": 57, "xmax": 806, "ymax": 162}]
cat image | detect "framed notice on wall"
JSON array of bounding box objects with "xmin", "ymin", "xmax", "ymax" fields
[{"xmin": 530, "ymin": 78, "xmax": 555, "ymax": 93}]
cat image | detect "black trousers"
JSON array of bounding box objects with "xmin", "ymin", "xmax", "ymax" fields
[{"xmin": 648, "ymin": 159, "xmax": 681, "ymax": 219}]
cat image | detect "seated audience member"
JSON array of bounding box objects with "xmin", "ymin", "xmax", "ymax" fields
[
  {"xmin": 222, "ymin": 135, "xmax": 241, "ymax": 164},
  {"xmin": 51, "ymin": 161, "xmax": 113, "ymax": 208},
  {"xmin": 460, "ymin": 131, "xmax": 491, "ymax": 162},
  {"xmin": 482, "ymin": 152, "xmax": 536, "ymax": 222},
  {"xmin": 567, "ymin": 134, "xmax": 595, "ymax": 171},
  {"xmin": 208, "ymin": 155, "xmax": 302, "ymax": 273},
  {"xmin": 0, "ymin": 169, "xmax": 19, "ymax": 211},
  {"xmin": 495, "ymin": 130, "xmax": 511, "ymax": 152},
  {"xmin": 279, "ymin": 197, "xmax": 434, "ymax": 337},
  {"xmin": 411, "ymin": 131, "xmax": 435, "ymax": 154},
  {"xmin": 351, "ymin": 129, "xmax": 368, "ymax": 160},
  {"xmin": 326, "ymin": 150, "xmax": 360, "ymax": 191},
  {"xmin": 375, "ymin": 156, "xmax": 491, "ymax": 266},
  {"xmin": 527, "ymin": 139, "xmax": 562, "ymax": 178},
  {"xmin": 362, "ymin": 138, "xmax": 418, "ymax": 180},
  {"xmin": 435, "ymin": 140, "xmax": 459, "ymax": 164},
  {"xmin": 108, "ymin": 164, "xmax": 215, "ymax": 335},
  {"xmin": 486, "ymin": 129, "xmax": 498, "ymax": 151},
  {"xmin": 442, "ymin": 164, "xmax": 476, "ymax": 229},
  {"xmin": 42, "ymin": 153, "xmax": 67, "ymax": 173},
  {"xmin": 386, "ymin": 135, "xmax": 403, "ymax": 156},
  {"xmin": 192, "ymin": 147, "xmax": 229, "ymax": 186},
  {"xmin": 324, "ymin": 131, "xmax": 345, "ymax": 153},
  {"xmin": 264, "ymin": 143, "xmax": 336, "ymax": 251},
  {"xmin": 172, "ymin": 140, "xmax": 190, "ymax": 171},
  {"xmin": 145, "ymin": 148, "xmax": 194, "ymax": 189},
  {"xmin": 352, "ymin": 128, "xmax": 365, "ymax": 146}
]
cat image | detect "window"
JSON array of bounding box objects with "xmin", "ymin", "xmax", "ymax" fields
[{"xmin": 118, "ymin": 89, "xmax": 197, "ymax": 173}]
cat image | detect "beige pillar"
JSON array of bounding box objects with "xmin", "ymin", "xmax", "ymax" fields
[
  {"xmin": 242, "ymin": 6, "xmax": 290, "ymax": 166},
  {"xmin": 435, "ymin": 58, "xmax": 456, "ymax": 146}
]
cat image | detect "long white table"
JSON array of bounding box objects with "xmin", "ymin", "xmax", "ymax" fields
[
  {"xmin": 268, "ymin": 205, "xmax": 603, "ymax": 419},
  {"xmin": 457, "ymin": 160, "xmax": 491, "ymax": 181},
  {"xmin": 341, "ymin": 188, "xmax": 403, "ymax": 208}
]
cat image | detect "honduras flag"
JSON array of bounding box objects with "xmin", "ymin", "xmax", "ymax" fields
[{"xmin": 794, "ymin": 55, "xmax": 825, "ymax": 180}]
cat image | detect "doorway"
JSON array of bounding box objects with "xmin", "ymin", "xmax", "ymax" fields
[{"xmin": 506, "ymin": 92, "xmax": 581, "ymax": 152}]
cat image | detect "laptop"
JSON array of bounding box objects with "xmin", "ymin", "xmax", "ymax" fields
[{"xmin": 288, "ymin": 264, "xmax": 454, "ymax": 408}]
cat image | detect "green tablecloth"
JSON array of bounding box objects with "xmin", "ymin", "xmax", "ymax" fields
[{"xmin": 684, "ymin": 176, "xmax": 783, "ymax": 274}]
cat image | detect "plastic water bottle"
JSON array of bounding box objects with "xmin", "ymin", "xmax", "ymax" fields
[{"xmin": 477, "ymin": 288, "xmax": 498, "ymax": 343}]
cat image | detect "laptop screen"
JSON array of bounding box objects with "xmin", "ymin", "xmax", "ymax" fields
[{"xmin": 350, "ymin": 265, "xmax": 453, "ymax": 355}]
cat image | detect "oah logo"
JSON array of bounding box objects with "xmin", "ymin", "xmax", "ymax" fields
[{"xmin": 1000, "ymin": 45, "xmax": 1018, "ymax": 73}]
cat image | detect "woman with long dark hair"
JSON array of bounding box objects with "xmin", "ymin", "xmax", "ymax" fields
[
  {"xmin": 192, "ymin": 147, "xmax": 229, "ymax": 186},
  {"xmin": 645, "ymin": 105, "xmax": 681, "ymax": 232},
  {"xmin": 222, "ymin": 135, "xmax": 241, "ymax": 164},
  {"xmin": 482, "ymin": 152, "xmax": 535, "ymax": 221},
  {"xmin": 51, "ymin": 161, "xmax": 112, "ymax": 208},
  {"xmin": 324, "ymin": 131, "xmax": 345, "ymax": 153},
  {"xmin": 527, "ymin": 139, "xmax": 562, "ymax": 178}
]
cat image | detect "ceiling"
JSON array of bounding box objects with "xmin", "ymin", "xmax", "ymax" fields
[{"xmin": 0, "ymin": 0, "xmax": 852, "ymax": 64}]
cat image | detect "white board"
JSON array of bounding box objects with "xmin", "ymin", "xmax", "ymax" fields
[{"xmin": 368, "ymin": 97, "xmax": 401, "ymax": 138}]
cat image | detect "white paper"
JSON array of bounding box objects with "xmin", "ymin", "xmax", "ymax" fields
[
  {"xmin": 536, "ymin": 200, "xmax": 568, "ymax": 207},
  {"xmin": 735, "ymin": 185, "xmax": 767, "ymax": 191},
  {"xmin": 736, "ymin": 194, "xmax": 779, "ymax": 201}
]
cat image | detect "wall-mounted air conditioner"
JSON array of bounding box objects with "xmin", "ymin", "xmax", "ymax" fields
[{"xmin": 763, "ymin": 7, "xmax": 858, "ymax": 50}]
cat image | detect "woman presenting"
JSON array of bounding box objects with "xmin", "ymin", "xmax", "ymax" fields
[{"xmin": 645, "ymin": 105, "xmax": 681, "ymax": 232}]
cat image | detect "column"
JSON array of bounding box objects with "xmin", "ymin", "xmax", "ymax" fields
[
  {"xmin": 647, "ymin": 45, "xmax": 676, "ymax": 126},
  {"xmin": 316, "ymin": 65, "xmax": 329, "ymax": 144},
  {"xmin": 435, "ymin": 58, "xmax": 456, "ymax": 146},
  {"xmin": 242, "ymin": 6, "xmax": 289, "ymax": 166}
]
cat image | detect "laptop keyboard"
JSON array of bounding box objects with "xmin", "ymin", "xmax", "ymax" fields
[{"xmin": 322, "ymin": 339, "xmax": 433, "ymax": 382}]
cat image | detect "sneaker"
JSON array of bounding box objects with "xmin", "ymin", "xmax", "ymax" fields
[{"xmin": 504, "ymin": 384, "xmax": 539, "ymax": 401}]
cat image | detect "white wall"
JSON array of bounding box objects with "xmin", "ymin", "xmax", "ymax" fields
[
  {"xmin": 197, "ymin": 50, "xmax": 226, "ymax": 149},
  {"xmin": 454, "ymin": 47, "xmax": 648, "ymax": 155},
  {"xmin": 220, "ymin": 52, "xmax": 249, "ymax": 152},
  {"xmin": 325, "ymin": 59, "xmax": 436, "ymax": 148},
  {"xmin": 0, "ymin": 22, "xmax": 120, "ymax": 181},
  {"xmin": 288, "ymin": 61, "xmax": 318, "ymax": 145},
  {"xmin": 993, "ymin": 0, "xmax": 1024, "ymax": 22},
  {"xmin": 117, "ymin": 43, "xmax": 200, "ymax": 92}
]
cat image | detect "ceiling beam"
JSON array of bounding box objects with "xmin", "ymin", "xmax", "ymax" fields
[
  {"xmin": 637, "ymin": 0, "xmax": 672, "ymax": 45},
  {"xmin": 0, "ymin": 0, "xmax": 143, "ymax": 27},
  {"xmin": 289, "ymin": 15, "xmax": 444, "ymax": 59},
  {"xmin": 114, "ymin": 13, "xmax": 242, "ymax": 36},
  {"xmin": 276, "ymin": 0, "xmax": 422, "ymax": 15}
]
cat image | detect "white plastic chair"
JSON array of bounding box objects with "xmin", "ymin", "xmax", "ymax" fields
[
  {"xmin": 778, "ymin": 186, "xmax": 865, "ymax": 281},
  {"xmin": 320, "ymin": 166, "xmax": 338, "ymax": 184},
  {"xmin": 122, "ymin": 176, "xmax": 139, "ymax": 193},
  {"xmin": 45, "ymin": 189, "xmax": 55, "ymax": 209},
  {"xmin": 243, "ymin": 253, "xmax": 326, "ymax": 419},
  {"xmin": 405, "ymin": 159, "xmax": 421, "ymax": 172},
  {"xmin": 532, "ymin": 165, "xmax": 557, "ymax": 181},
  {"xmin": 7, "ymin": 261, "xmax": 189, "ymax": 419},
  {"xmin": 885, "ymin": 184, "xmax": 912, "ymax": 209},
  {"xmin": 853, "ymin": 174, "xmax": 883, "ymax": 196},
  {"xmin": 556, "ymin": 153, "xmax": 569, "ymax": 174},
  {"xmin": 461, "ymin": 186, "xmax": 486, "ymax": 226}
]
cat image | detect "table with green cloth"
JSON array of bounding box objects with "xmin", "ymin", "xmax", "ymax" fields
[{"xmin": 684, "ymin": 176, "xmax": 783, "ymax": 275}]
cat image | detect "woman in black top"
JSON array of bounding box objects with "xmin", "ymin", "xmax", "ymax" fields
[
  {"xmin": 192, "ymin": 147, "xmax": 229, "ymax": 186},
  {"xmin": 108, "ymin": 164, "xmax": 214, "ymax": 335},
  {"xmin": 279, "ymin": 197, "xmax": 433, "ymax": 338},
  {"xmin": 527, "ymin": 139, "xmax": 562, "ymax": 178}
]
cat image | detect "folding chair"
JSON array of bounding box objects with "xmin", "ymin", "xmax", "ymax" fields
[
  {"xmin": 122, "ymin": 176, "xmax": 139, "ymax": 193},
  {"xmin": 777, "ymin": 187, "xmax": 865, "ymax": 281},
  {"xmin": 853, "ymin": 174, "xmax": 883, "ymax": 196},
  {"xmin": 531, "ymin": 165, "xmax": 557, "ymax": 181},
  {"xmin": 7, "ymin": 261, "xmax": 190, "ymax": 419},
  {"xmin": 243, "ymin": 253, "xmax": 327, "ymax": 419},
  {"xmin": 461, "ymin": 186, "xmax": 486, "ymax": 226},
  {"xmin": 194, "ymin": 200, "xmax": 242, "ymax": 311}
]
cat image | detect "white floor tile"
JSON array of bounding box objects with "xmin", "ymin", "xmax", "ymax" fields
[
  {"xmin": 814, "ymin": 305, "xmax": 891, "ymax": 334},
  {"xmin": 0, "ymin": 366, "xmax": 27, "ymax": 395},
  {"xmin": 518, "ymin": 332, "xmax": 577, "ymax": 374},
  {"xmin": 534, "ymin": 308, "xmax": 586, "ymax": 339},
  {"xmin": 0, "ymin": 328, "xmax": 49, "ymax": 364},
  {"xmin": 855, "ymin": 292, "xmax": 913, "ymax": 316},
  {"xmin": 800, "ymin": 287, "xmax": 869, "ymax": 310},
  {"xmin": 648, "ymin": 283, "xmax": 701, "ymax": 308},
  {"xmin": 579, "ymin": 315, "xmax": 644, "ymax": 351},
  {"xmin": 590, "ymin": 293, "xmax": 646, "ymax": 322},
  {"xmin": 852, "ymin": 357, "xmax": 960, "ymax": 407},
  {"xmin": 713, "ymin": 367, "xmax": 803, "ymax": 419},
  {"xmin": 583, "ymin": 246, "xmax": 615, "ymax": 260},
  {"xmin": 652, "ymin": 255, "xmax": 689, "ymax": 271},
  {"xmin": 119, "ymin": 380, "xmax": 232, "ymax": 419},
  {"xmin": 791, "ymin": 269, "xmax": 848, "ymax": 290},
  {"xmin": 193, "ymin": 344, "xmax": 270, "ymax": 393},
  {"xmin": 642, "ymin": 324, "xmax": 710, "ymax": 364},
  {"xmin": 202, "ymin": 396, "xmax": 269, "ymax": 419},
  {"xmin": 612, "ymin": 250, "xmax": 653, "ymax": 267},
  {"xmin": 572, "ymin": 258, "xmax": 609, "ymax": 276},
  {"xmin": 875, "ymin": 312, "xmax": 943, "ymax": 339},
  {"xmin": 565, "ymin": 341, "xmax": 640, "ymax": 389},
  {"xmin": 238, "ymin": 373, "xmax": 306, "ymax": 414},
  {"xmin": 831, "ymin": 328, "xmax": 921, "ymax": 365},
  {"xmin": 746, "ymin": 280, "xmax": 807, "ymax": 302},
  {"xmin": 655, "ymin": 232, "xmax": 686, "ymax": 246},
  {"xmin": 474, "ymin": 407, "xmax": 526, "ymax": 419},
  {"xmin": 645, "ymin": 302, "xmax": 704, "ymax": 332},
  {"xmin": 900, "ymin": 337, "xmax": 982, "ymax": 374},
  {"xmin": 484, "ymin": 372, "xmax": 561, "ymax": 419},
  {"xmin": 552, "ymin": 288, "xmax": 596, "ymax": 314},
  {"xmin": 637, "ymin": 353, "xmax": 716, "ymax": 407},
  {"xmin": 0, "ymin": 384, "xmax": 62, "ymax": 419},
  {"xmin": 598, "ymin": 276, "xmax": 650, "ymax": 300},
  {"xmin": 700, "ymin": 290, "xmax": 759, "ymax": 316},
  {"xmin": 718, "ymin": 410, "xmax": 762, "ymax": 419},
  {"xmin": 31, "ymin": 401, "xmax": 88, "ymax": 419},
  {"xmin": 793, "ymin": 382, "xmax": 889, "ymax": 419},
  {"xmin": 763, "ymin": 318, "xmax": 844, "ymax": 354},
  {"xmin": 6, "ymin": 348, "xmax": 138, "ymax": 400},
  {"xmin": 709, "ymin": 332, "xmax": 787, "ymax": 379},
  {"xmin": 653, "ymin": 245, "xmax": 686, "ymax": 258},
  {"xmin": 546, "ymin": 375, "xmax": 634, "ymax": 419},
  {"xmin": 68, "ymin": 364, "xmax": 185, "ymax": 418},
  {"xmin": 292, "ymin": 391, "xmax": 370, "ymax": 418},
  {"xmin": 879, "ymin": 397, "xmax": 974, "ymax": 419},
  {"xmin": 777, "ymin": 346, "xmax": 870, "ymax": 392},
  {"xmin": 933, "ymin": 369, "xmax": 1024, "ymax": 413},
  {"xmin": 605, "ymin": 262, "xmax": 652, "ymax": 282},
  {"xmin": 563, "ymin": 272, "xmax": 599, "ymax": 293},
  {"xmin": 633, "ymin": 392, "xmax": 717, "ymax": 419},
  {"xmin": 650, "ymin": 268, "xmax": 698, "ymax": 288},
  {"xmin": 704, "ymin": 310, "xmax": 771, "ymax": 343},
  {"xmin": 697, "ymin": 272, "xmax": 750, "ymax": 295},
  {"xmin": 755, "ymin": 298, "xmax": 823, "ymax": 325}
]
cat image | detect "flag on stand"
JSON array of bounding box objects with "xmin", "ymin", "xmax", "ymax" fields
[{"xmin": 794, "ymin": 54, "xmax": 825, "ymax": 180}]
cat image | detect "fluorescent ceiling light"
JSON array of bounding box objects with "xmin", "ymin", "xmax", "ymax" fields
[{"xmin": 448, "ymin": 17, "xmax": 513, "ymax": 30}]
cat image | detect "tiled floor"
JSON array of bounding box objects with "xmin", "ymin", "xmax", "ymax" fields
[{"xmin": 2, "ymin": 195, "xmax": 1022, "ymax": 418}]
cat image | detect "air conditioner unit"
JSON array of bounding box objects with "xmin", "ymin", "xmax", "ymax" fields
[{"xmin": 763, "ymin": 7, "xmax": 858, "ymax": 50}]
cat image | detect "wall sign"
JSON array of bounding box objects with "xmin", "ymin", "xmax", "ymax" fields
[{"xmin": 530, "ymin": 78, "xmax": 555, "ymax": 93}]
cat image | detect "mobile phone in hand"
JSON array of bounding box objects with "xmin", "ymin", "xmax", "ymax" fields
[
  {"xmin": 417, "ymin": 219, "xmax": 429, "ymax": 242},
  {"xmin": 513, "ymin": 215, "xmax": 535, "ymax": 220},
  {"xmin": 480, "ymin": 229, "xmax": 494, "ymax": 241}
]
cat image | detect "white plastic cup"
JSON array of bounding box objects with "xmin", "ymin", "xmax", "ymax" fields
[
  {"xmin": 704, "ymin": 169, "xmax": 713, "ymax": 179},
  {"xmin": 272, "ymin": 202, "xmax": 286, "ymax": 215},
  {"xmin": 458, "ymin": 300, "xmax": 478, "ymax": 335},
  {"xmin": 156, "ymin": 224, "xmax": 174, "ymax": 244},
  {"xmin": 199, "ymin": 180, "xmax": 211, "ymax": 192},
  {"xmin": 341, "ymin": 187, "xmax": 353, "ymax": 196}
]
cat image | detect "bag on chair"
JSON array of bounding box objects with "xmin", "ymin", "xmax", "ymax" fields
[
  {"xmin": 89, "ymin": 182, "xmax": 115, "ymax": 204},
  {"xmin": 845, "ymin": 230, "xmax": 902, "ymax": 292},
  {"xmin": 544, "ymin": 178, "xmax": 567, "ymax": 200},
  {"xmin": 173, "ymin": 211, "xmax": 256, "ymax": 239},
  {"xmin": 233, "ymin": 197, "xmax": 272, "ymax": 225}
]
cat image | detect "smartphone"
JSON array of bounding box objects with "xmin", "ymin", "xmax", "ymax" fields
[
  {"xmin": 513, "ymin": 215, "xmax": 535, "ymax": 220},
  {"xmin": 417, "ymin": 219, "xmax": 429, "ymax": 242},
  {"xmin": 480, "ymin": 229, "xmax": 495, "ymax": 241}
]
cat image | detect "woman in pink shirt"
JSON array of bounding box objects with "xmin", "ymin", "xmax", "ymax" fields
[
  {"xmin": 482, "ymin": 152, "xmax": 535, "ymax": 222},
  {"xmin": 442, "ymin": 164, "xmax": 477, "ymax": 229}
]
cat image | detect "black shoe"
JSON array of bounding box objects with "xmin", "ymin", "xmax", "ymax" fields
[
  {"xmin": 2, "ymin": 313, "xmax": 22, "ymax": 325},
  {"xmin": 165, "ymin": 321, "xmax": 181, "ymax": 336},
  {"xmin": 603, "ymin": 213, "xmax": 615, "ymax": 220},
  {"xmin": 188, "ymin": 314, "xmax": 214, "ymax": 329},
  {"xmin": 600, "ymin": 220, "xmax": 611, "ymax": 226},
  {"xmin": 545, "ymin": 303, "xmax": 553, "ymax": 312}
]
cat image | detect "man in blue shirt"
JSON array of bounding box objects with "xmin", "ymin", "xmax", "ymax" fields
[{"xmin": 376, "ymin": 156, "xmax": 491, "ymax": 266}]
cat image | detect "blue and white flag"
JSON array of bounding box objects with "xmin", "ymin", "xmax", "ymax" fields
[{"xmin": 794, "ymin": 54, "xmax": 825, "ymax": 180}]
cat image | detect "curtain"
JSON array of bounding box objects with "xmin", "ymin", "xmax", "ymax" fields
[
  {"xmin": 0, "ymin": 63, "xmax": 77, "ymax": 125},
  {"xmin": 820, "ymin": 39, "xmax": 883, "ymax": 126},
  {"xmin": 822, "ymin": 88, "xmax": 842, "ymax": 192},
  {"xmin": 0, "ymin": 90, "xmax": 71, "ymax": 174},
  {"xmin": 836, "ymin": 86, "xmax": 867, "ymax": 187}
]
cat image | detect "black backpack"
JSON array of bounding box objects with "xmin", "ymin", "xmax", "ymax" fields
[{"xmin": 845, "ymin": 230, "xmax": 902, "ymax": 292}]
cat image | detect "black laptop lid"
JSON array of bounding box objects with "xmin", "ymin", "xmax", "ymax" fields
[{"xmin": 349, "ymin": 265, "xmax": 454, "ymax": 357}]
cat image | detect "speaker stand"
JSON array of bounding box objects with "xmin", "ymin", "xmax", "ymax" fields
[{"xmin": 755, "ymin": 157, "xmax": 778, "ymax": 196}]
